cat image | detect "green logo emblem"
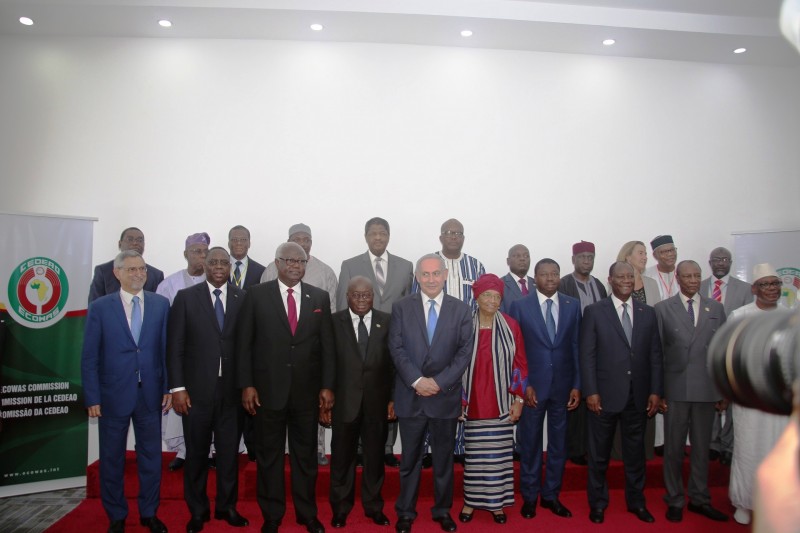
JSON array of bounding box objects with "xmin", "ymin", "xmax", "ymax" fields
[{"xmin": 7, "ymin": 257, "xmax": 70, "ymax": 328}]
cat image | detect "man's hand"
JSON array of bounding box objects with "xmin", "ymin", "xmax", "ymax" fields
[
  {"xmin": 586, "ymin": 393, "xmax": 602, "ymax": 414},
  {"xmin": 659, "ymin": 398, "xmax": 668, "ymax": 414},
  {"xmin": 715, "ymin": 399, "xmax": 729, "ymax": 412},
  {"xmin": 87, "ymin": 405, "xmax": 101, "ymax": 418},
  {"xmin": 172, "ymin": 390, "xmax": 191, "ymax": 415},
  {"xmin": 242, "ymin": 386, "xmax": 260, "ymax": 416},
  {"xmin": 646, "ymin": 394, "xmax": 661, "ymax": 417},
  {"xmin": 567, "ymin": 388, "xmax": 581, "ymax": 411},
  {"xmin": 319, "ymin": 407, "xmax": 332, "ymax": 426},
  {"xmin": 525, "ymin": 385, "xmax": 537, "ymax": 408},
  {"xmin": 387, "ymin": 401, "xmax": 396, "ymax": 421},
  {"xmin": 509, "ymin": 399, "xmax": 523, "ymax": 423},
  {"xmin": 319, "ymin": 388, "xmax": 335, "ymax": 412},
  {"xmin": 414, "ymin": 377, "xmax": 440, "ymax": 397},
  {"xmin": 162, "ymin": 394, "xmax": 172, "ymax": 413}
]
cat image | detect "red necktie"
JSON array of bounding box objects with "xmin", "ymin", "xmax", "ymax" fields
[
  {"xmin": 712, "ymin": 279, "xmax": 723, "ymax": 302},
  {"xmin": 287, "ymin": 288, "xmax": 298, "ymax": 335},
  {"xmin": 519, "ymin": 278, "xmax": 529, "ymax": 296}
]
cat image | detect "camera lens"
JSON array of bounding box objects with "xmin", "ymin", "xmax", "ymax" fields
[{"xmin": 708, "ymin": 309, "xmax": 800, "ymax": 415}]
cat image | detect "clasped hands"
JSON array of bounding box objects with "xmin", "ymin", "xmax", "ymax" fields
[{"xmin": 414, "ymin": 377, "xmax": 440, "ymax": 397}]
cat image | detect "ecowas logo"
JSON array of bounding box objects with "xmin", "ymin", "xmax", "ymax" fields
[{"xmin": 7, "ymin": 257, "xmax": 70, "ymax": 328}]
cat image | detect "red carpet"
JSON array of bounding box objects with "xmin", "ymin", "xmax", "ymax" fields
[{"xmin": 50, "ymin": 452, "xmax": 745, "ymax": 532}]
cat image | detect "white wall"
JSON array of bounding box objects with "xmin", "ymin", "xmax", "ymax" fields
[{"xmin": 1, "ymin": 35, "xmax": 799, "ymax": 460}]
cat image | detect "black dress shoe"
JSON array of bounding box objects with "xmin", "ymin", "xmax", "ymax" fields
[
  {"xmin": 261, "ymin": 521, "xmax": 280, "ymax": 533},
  {"xmin": 589, "ymin": 508, "xmax": 604, "ymax": 524},
  {"xmin": 140, "ymin": 516, "xmax": 168, "ymax": 533},
  {"xmin": 492, "ymin": 511, "xmax": 507, "ymax": 524},
  {"xmin": 421, "ymin": 453, "xmax": 433, "ymax": 469},
  {"xmin": 187, "ymin": 516, "xmax": 206, "ymax": 533},
  {"xmin": 356, "ymin": 454, "xmax": 364, "ymax": 467},
  {"xmin": 720, "ymin": 451, "xmax": 733, "ymax": 466},
  {"xmin": 384, "ymin": 453, "xmax": 400, "ymax": 467},
  {"xmin": 654, "ymin": 445, "xmax": 664, "ymax": 457},
  {"xmin": 453, "ymin": 454, "xmax": 465, "ymax": 465},
  {"xmin": 628, "ymin": 507, "xmax": 655, "ymax": 523},
  {"xmin": 458, "ymin": 508, "xmax": 472, "ymax": 523},
  {"xmin": 215, "ymin": 508, "xmax": 249, "ymax": 527},
  {"xmin": 396, "ymin": 517, "xmax": 413, "ymax": 533},
  {"xmin": 709, "ymin": 449, "xmax": 721, "ymax": 461},
  {"xmin": 688, "ymin": 502, "xmax": 729, "ymax": 522},
  {"xmin": 108, "ymin": 520, "xmax": 125, "ymax": 533},
  {"xmin": 520, "ymin": 501, "xmax": 537, "ymax": 519},
  {"xmin": 208, "ymin": 457, "xmax": 216, "ymax": 469},
  {"xmin": 513, "ymin": 451, "xmax": 520, "ymax": 462},
  {"xmin": 666, "ymin": 506, "xmax": 683, "ymax": 522},
  {"xmin": 432, "ymin": 514, "xmax": 457, "ymax": 532},
  {"xmin": 331, "ymin": 513, "xmax": 347, "ymax": 528},
  {"xmin": 541, "ymin": 498, "xmax": 572, "ymax": 518},
  {"xmin": 169, "ymin": 457, "xmax": 185, "ymax": 471},
  {"xmin": 366, "ymin": 511, "xmax": 390, "ymax": 526},
  {"xmin": 570, "ymin": 455, "xmax": 588, "ymax": 466},
  {"xmin": 303, "ymin": 518, "xmax": 325, "ymax": 533}
]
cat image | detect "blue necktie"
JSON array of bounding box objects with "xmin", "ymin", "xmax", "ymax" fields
[
  {"xmin": 213, "ymin": 288, "xmax": 224, "ymax": 330},
  {"xmin": 427, "ymin": 299, "xmax": 438, "ymax": 344},
  {"xmin": 131, "ymin": 295, "xmax": 142, "ymax": 344},
  {"xmin": 545, "ymin": 298, "xmax": 556, "ymax": 343},
  {"xmin": 621, "ymin": 302, "xmax": 633, "ymax": 345}
]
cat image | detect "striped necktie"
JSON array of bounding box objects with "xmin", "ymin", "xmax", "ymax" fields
[{"xmin": 712, "ymin": 279, "xmax": 723, "ymax": 302}]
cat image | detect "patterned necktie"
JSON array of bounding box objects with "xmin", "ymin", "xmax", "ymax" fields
[
  {"xmin": 621, "ymin": 302, "xmax": 633, "ymax": 345},
  {"xmin": 427, "ymin": 299, "xmax": 438, "ymax": 344},
  {"xmin": 131, "ymin": 295, "xmax": 142, "ymax": 344},
  {"xmin": 545, "ymin": 299, "xmax": 556, "ymax": 343},
  {"xmin": 687, "ymin": 298, "xmax": 695, "ymax": 326},
  {"xmin": 287, "ymin": 288, "xmax": 298, "ymax": 335},
  {"xmin": 519, "ymin": 278, "xmax": 529, "ymax": 296},
  {"xmin": 233, "ymin": 261, "xmax": 242, "ymax": 288},
  {"xmin": 357, "ymin": 316, "xmax": 369, "ymax": 359},
  {"xmin": 213, "ymin": 288, "xmax": 224, "ymax": 330},
  {"xmin": 374, "ymin": 258, "xmax": 386, "ymax": 295},
  {"xmin": 712, "ymin": 279, "xmax": 723, "ymax": 302}
]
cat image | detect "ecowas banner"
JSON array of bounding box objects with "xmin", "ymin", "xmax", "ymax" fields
[{"xmin": 0, "ymin": 212, "xmax": 94, "ymax": 493}]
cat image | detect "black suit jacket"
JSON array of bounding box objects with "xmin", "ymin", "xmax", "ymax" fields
[
  {"xmin": 89, "ymin": 259, "xmax": 164, "ymax": 303},
  {"xmin": 236, "ymin": 280, "xmax": 335, "ymax": 411},
  {"xmin": 331, "ymin": 308, "xmax": 394, "ymax": 424},
  {"xmin": 238, "ymin": 257, "xmax": 266, "ymax": 290},
  {"xmin": 580, "ymin": 297, "xmax": 663, "ymax": 412},
  {"xmin": 167, "ymin": 281, "xmax": 244, "ymax": 406},
  {"xmin": 558, "ymin": 274, "xmax": 608, "ymax": 307}
]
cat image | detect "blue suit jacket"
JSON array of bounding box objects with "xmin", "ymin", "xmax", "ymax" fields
[
  {"xmin": 499, "ymin": 273, "xmax": 536, "ymax": 314},
  {"xmin": 509, "ymin": 292, "xmax": 581, "ymax": 402},
  {"xmin": 88, "ymin": 259, "xmax": 164, "ymax": 303},
  {"xmin": 81, "ymin": 290, "xmax": 170, "ymax": 417},
  {"xmin": 580, "ymin": 296, "xmax": 663, "ymax": 412},
  {"xmin": 388, "ymin": 293, "xmax": 473, "ymax": 419}
]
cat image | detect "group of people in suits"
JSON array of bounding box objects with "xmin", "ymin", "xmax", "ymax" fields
[{"xmin": 83, "ymin": 219, "xmax": 779, "ymax": 533}]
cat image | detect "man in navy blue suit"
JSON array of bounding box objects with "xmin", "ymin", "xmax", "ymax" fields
[
  {"xmin": 389, "ymin": 253, "xmax": 473, "ymax": 533},
  {"xmin": 499, "ymin": 244, "xmax": 535, "ymax": 314},
  {"xmin": 82, "ymin": 250, "xmax": 172, "ymax": 533},
  {"xmin": 580, "ymin": 261, "xmax": 663, "ymax": 525},
  {"xmin": 509, "ymin": 258, "xmax": 581, "ymax": 520},
  {"xmin": 88, "ymin": 227, "xmax": 164, "ymax": 303}
]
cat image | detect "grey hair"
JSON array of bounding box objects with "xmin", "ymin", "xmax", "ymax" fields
[
  {"xmin": 114, "ymin": 249, "xmax": 142, "ymax": 269},
  {"xmin": 275, "ymin": 241, "xmax": 307, "ymax": 260},
  {"xmin": 415, "ymin": 253, "xmax": 446, "ymax": 274}
]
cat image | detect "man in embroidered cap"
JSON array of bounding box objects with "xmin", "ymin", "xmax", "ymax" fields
[
  {"xmin": 558, "ymin": 241, "xmax": 607, "ymax": 466},
  {"xmin": 157, "ymin": 232, "xmax": 211, "ymax": 471},
  {"xmin": 645, "ymin": 235, "xmax": 679, "ymax": 300}
]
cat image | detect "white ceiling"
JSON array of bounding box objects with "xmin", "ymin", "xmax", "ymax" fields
[{"xmin": 0, "ymin": 0, "xmax": 797, "ymax": 67}]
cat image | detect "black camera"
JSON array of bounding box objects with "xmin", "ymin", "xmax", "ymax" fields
[{"xmin": 708, "ymin": 309, "xmax": 800, "ymax": 415}]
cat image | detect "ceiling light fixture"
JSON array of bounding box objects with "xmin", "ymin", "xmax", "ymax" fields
[
  {"xmin": 310, "ymin": 24, "xmax": 324, "ymax": 31},
  {"xmin": 19, "ymin": 16, "xmax": 34, "ymax": 26},
  {"xmin": 603, "ymin": 39, "xmax": 616, "ymax": 46},
  {"xmin": 734, "ymin": 47, "xmax": 747, "ymax": 54},
  {"xmin": 461, "ymin": 30, "xmax": 473, "ymax": 37},
  {"xmin": 158, "ymin": 19, "xmax": 172, "ymax": 28}
]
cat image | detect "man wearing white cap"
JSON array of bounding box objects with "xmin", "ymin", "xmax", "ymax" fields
[{"xmin": 727, "ymin": 263, "xmax": 790, "ymax": 525}]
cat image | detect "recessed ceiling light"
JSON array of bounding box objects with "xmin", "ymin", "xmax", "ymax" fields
[
  {"xmin": 461, "ymin": 30, "xmax": 473, "ymax": 37},
  {"xmin": 19, "ymin": 16, "xmax": 34, "ymax": 26},
  {"xmin": 734, "ymin": 47, "xmax": 747, "ymax": 54},
  {"xmin": 310, "ymin": 24, "xmax": 324, "ymax": 31},
  {"xmin": 603, "ymin": 39, "xmax": 616, "ymax": 46},
  {"xmin": 158, "ymin": 20, "xmax": 172, "ymax": 28}
]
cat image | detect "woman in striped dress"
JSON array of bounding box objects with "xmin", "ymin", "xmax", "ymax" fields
[{"xmin": 459, "ymin": 274, "xmax": 531, "ymax": 524}]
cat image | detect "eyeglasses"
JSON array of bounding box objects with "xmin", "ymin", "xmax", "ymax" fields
[
  {"xmin": 207, "ymin": 260, "xmax": 230, "ymax": 266},
  {"xmin": 757, "ymin": 281, "xmax": 783, "ymax": 289},
  {"xmin": 122, "ymin": 266, "xmax": 147, "ymax": 274},
  {"xmin": 123, "ymin": 236, "xmax": 144, "ymax": 243},
  {"xmin": 710, "ymin": 257, "xmax": 731, "ymax": 264},
  {"xmin": 188, "ymin": 248, "xmax": 208, "ymax": 255},
  {"xmin": 441, "ymin": 231, "xmax": 464, "ymax": 237},
  {"xmin": 229, "ymin": 238, "xmax": 249, "ymax": 244},
  {"xmin": 279, "ymin": 258, "xmax": 308, "ymax": 266},
  {"xmin": 349, "ymin": 291, "xmax": 373, "ymax": 300}
]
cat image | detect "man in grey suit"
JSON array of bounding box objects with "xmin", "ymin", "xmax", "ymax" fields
[
  {"xmin": 337, "ymin": 217, "xmax": 413, "ymax": 468},
  {"xmin": 655, "ymin": 260, "xmax": 729, "ymax": 523},
  {"xmin": 699, "ymin": 246, "xmax": 753, "ymax": 466},
  {"xmin": 499, "ymin": 244, "xmax": 535, "ymax": 314}
]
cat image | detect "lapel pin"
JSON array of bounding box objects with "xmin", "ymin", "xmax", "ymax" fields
[
  {"xmin": 376, "ymin": 323, "xmax": 381, "ymax": 328},
  {"xmin": 305, "ymin": 294, "xmax": 310, "ymax": 298},
  {"xmin": 704, "ymin": 307, "xmax": 709, "ymax": 312}
]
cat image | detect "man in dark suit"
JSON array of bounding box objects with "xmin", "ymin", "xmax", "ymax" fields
[
  {"xmin": 558, "ymin": 240, "xmax": 607, "ymax": 467},
  {"xmin": 336, "ymin": 217, "xmax": 413, "ymax": 468},
  {"xmin": 655, "ymin": 260, "xmax": 728, "ymax": 523},
  {"xmin": 389, "ymin": 253, "xmax": 473, "ymax": 533},
  {"xmin": 167, "ymin": 247, "xmax": 249, "ymax": 532},
  {"xmin": 88, "ymin": 227, "xmax": 164, "ymax": 303},
  {"xmin": 81, "ymin": 250, "xmax": 171, "ymax": 533},
  {"xmin": 329, "ymin": 276, "xmax": 394, "ymax": 528},
  {"xmin": 236, "ymin": 242, "xmax": 335, "ymax": 533},
  {"xmin": 580, "ymin": 261, "xmax": 663, "ymax": 525},
  {"xmin": 699, "ymin": 246, "xmax": 753, "ymax": 466},
  {"xmin": 510, "ymin": 258, "xmax": 581, "ymax": 520},
  {"xmin": 228, "ymin": 225, "xmax": 266, "ymax": 289},
  {"xmin": 499, "ymin": 244, "xmax": 535, "ymax": 314}
]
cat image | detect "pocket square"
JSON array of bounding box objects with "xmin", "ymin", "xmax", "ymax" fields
[{"xmin": 313, "ymin": 308, "xmax": 322, "ymax": 313}]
